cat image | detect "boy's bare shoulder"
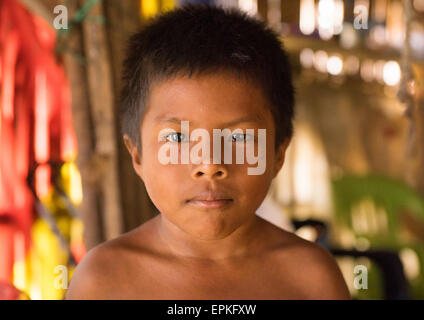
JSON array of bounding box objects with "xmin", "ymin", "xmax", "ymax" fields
[
  {"xmin": 261, "ymin": 220, "xmax": 351, "ymax": 299},
  {"xmin": 66, "ymin": 219, "xmax": 157, "ymax": 299},
  {"xmin": 65, "ymin": 235, "xmax": 131, "ymax": 299}
]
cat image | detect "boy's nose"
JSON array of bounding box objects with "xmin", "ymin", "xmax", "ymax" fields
[{"xmin": 191, "ymin": 163, "xmax": 228, "ymax": 180}]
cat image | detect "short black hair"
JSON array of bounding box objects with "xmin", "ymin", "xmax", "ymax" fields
[{"xmin": 120, "ymin": 4, "xmax": 295, "ymax": 152}]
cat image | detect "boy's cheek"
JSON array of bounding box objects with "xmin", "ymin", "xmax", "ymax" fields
[{"xmin": 142, "ymin": 163, "xmax": 189, "ymax": 202}]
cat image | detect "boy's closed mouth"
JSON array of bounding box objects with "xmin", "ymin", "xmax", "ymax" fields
[{"xmin": 186, "ymin": 191, "xmax": 234, "ymax": 209}]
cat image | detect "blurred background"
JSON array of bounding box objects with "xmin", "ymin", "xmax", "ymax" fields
[{"xmin": 0, "ymin": 0, "xmax": 423, "ymax": 300}]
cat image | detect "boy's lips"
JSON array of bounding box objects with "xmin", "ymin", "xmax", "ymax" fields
[{"xmin": 186, "ymin": 191, "xmax": 234, "ymax": 209}]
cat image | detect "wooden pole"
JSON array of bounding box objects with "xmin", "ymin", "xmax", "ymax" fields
[
  {"xmin": 80, "ymin": 0, "xmax": 123, "ymax": 240},
  {"xmin": 57, "ymin": 0, "xmax": 102, "ymax": 250},
  {"xmin": 103, "ymin": 0, "xmax": 157, "ymax": 231}
]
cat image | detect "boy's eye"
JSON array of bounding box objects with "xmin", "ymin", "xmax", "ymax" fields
[
  {"xmin": 165, "ymin": 132, "xmax": 187, "ymax": 143},
  {"xmin": 230, "ymin": 133, "xmax": 254, "ymax": 142}
]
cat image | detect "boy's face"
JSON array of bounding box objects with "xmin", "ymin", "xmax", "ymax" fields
[{"xmin": 124, "ymin": 71, "xmax": 290, "ymax": 240}]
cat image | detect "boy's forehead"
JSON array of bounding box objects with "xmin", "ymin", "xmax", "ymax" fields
[
  {"xmin": 154, "ymin": 114, "xmax": 265, "ymax": 127},
  {"xmin": 145, "ymin": 73, "xmax": 272, "ymax": 126}
]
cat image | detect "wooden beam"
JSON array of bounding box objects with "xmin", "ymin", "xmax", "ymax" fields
[
  {"xmin": 59, "ymin": 0, "xmax": 103, "ymax": 249},
  {"xmin": 103, "ymin": 0, "xmax": 158, "ymax": 231},
  {"xmin": 80, "ymin": 0, "xmax": 123, "ymax": 240}
]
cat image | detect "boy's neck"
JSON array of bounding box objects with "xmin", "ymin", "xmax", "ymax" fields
[{"xmin": 154, "ymin": 213, "xmax": 265, "ymax": 261}]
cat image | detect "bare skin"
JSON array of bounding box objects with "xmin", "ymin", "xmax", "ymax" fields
[
  {"xmin": 66, "ymin": 214, "xmax": 350, "ymax": 299},
  {"xmin": 66, "ymin": 71, "xmax": 350, "ymax": 300}
]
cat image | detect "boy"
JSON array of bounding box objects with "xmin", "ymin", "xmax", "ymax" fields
[{"xmin": 66, "ymin": 4, "xmax": 350, "ymax": 299}]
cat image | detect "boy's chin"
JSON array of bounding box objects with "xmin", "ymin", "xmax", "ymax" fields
[{"xmin": 180, "ymin": 216, "xmax": 240, "ymax": 241}]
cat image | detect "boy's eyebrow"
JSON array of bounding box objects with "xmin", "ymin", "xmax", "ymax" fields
[{"xmin": 154, "ymin": 115, "xmax": 264, "ymax": 127}]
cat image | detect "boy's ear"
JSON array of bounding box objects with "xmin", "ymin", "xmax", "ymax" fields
[
  {"xmin": 273, "ymin": 138, "xmax": 291, "ymax": 179},
  {"xmin": 123, "ymin": 135, "xmax": 143, "ymax": 180}
]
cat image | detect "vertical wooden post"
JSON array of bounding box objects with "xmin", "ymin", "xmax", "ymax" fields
[
  {"xmin": 281, "ymin": 0, "xmax": 299, "ymax": 25},
  {"xmin": 80, "ymin": 0, "xmax": 123, "ymax": 240},
  {"xmin": 406, "ymin": 64, "xmax": 424, "ymax": 195},
  {"xmin": 103, "ymin": 0, "xmax": 158, "ymax": 231},
  {"xmin": 257, "ymin": 0, "xmax": 268, "ymax": 21},
  {"xmin": 60, "ymin": 0, "xmax": 103, "ymax": 250}
]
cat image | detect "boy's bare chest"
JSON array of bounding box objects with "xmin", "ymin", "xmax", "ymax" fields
[{"xmin": 107, "ymin": 255, "xmax": 305, "ymax": 299}]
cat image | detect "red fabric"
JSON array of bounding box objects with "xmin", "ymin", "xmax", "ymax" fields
[
  {"xmin": 0, "ymin": 0, "xmax": 77, "ymax": 283},
  {"xmin": 0, "ymin": 281, "xmax": 22, "ymax": 300}
]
